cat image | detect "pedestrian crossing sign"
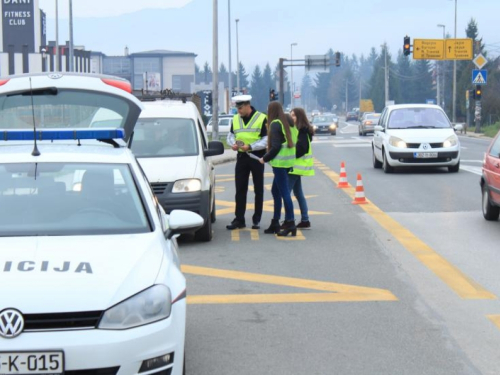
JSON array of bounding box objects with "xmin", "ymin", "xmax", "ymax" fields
[{"xmin": 472, "ymin": 70, "xmax": 487, "ymax": 85}]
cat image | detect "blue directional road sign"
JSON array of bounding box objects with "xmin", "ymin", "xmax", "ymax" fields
[{"xmin": 472, "ymin": 70, "xmax": 487, "ymax": 85}]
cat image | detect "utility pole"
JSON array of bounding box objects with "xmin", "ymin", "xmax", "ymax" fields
[
  {"xmin": 290, "ymin": 43, "xmax": 297, "ymax": 109},
  {"xmin": 55, "ymin": 0, "xmax": 59, "ymax": 71},
  {"xmin": 383, "ymin": 44, "xmax": 389, "ymax": 105},
  {"xmin": 452, "ymin": 0, "xmax": 457, "ymax": 123},
  {"xmin": 227, "ymin": 0, "xmax": 232, "ymax": 102},
  {"xmin": 437, "ymin": 24, "xmax": 446, "ymax": 108},
  {"xmin": 212, "ymin": 0, "xmax": 219, "ymax": 140},
  {"xmin": 279, "ymin": 58, "xmax": 285, "ymax": 106},
  {"xmin": 235, "ymin": 19, "xmax": 240, "ymax": 95},
  {"xmin": 69, "ymin": 0, "xmax": 74, "ymax": 72}
]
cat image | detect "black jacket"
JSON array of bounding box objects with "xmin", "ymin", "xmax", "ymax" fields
[
  {"xmin": 296, "ymin": 128, "xmax": 313, "ymax": 159},
  {"xmin": 263, "ymin": 120, "xmax": 296, "ymax": 163}
]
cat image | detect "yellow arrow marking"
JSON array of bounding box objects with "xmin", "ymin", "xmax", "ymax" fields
[
  {"xmin": 215, "ymin": 198, "xmax": 331, "ymax": 217},
  {"xmin": 231, "ymin": 228, "xmax": 259, "ymax": 242},
  {"xmin": 316, "ymin": 159, "xmax": 496, "ymax": 300},
  {"xmin": 182, "ymin": 265, "xmax": 398, "ymax": 304},
  {"xmin": 487, "ymin": 315, "xmax": 500, "ymax": 330}
]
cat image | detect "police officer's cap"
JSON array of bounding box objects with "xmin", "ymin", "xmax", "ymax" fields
[{"xmin": 232, "ymin": 95, "xmax": 252, "ymax": 107}]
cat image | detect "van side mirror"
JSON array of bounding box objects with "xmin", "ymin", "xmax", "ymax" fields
[
  {"xmin": 204, "ymin": 141, "xmax": 224, "ymax": 157},
  {"xmin": 374, "ymin": 125, "xmax": 384, "ymax": 132}
]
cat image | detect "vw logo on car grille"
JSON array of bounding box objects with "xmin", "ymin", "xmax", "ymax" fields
[{"xmin": 0, "ymin": 309, "xmax": 24, "ymax": 339}]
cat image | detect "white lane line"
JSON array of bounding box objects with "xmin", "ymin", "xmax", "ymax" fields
[
  {"xmin": 460, "ymin": 165, "xmax": 482, "ymax": 176},
  {"xmin": 461, "ymin": 146, "xmax": 468, "ymax": 150},
  {"xmin": 333, "ymin": 144, "xmax": 372, "ymax": 148}
]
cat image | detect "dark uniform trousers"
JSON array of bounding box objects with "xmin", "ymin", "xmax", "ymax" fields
[{"xmin": 235, "ymin": 152, "xmax": 265, "ymax": 224}]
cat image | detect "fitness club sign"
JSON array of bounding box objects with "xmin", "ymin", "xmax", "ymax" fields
[{"xmin": 2, "ymin": 0, "xmax": 35, "ymax": 53}]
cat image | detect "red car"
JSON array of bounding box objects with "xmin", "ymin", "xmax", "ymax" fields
[{"xmin": 481, "ymin": 130, "xmax": 500, "ymax": 220}]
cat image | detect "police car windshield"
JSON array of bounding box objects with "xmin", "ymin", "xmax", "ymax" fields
[
  {"xmin": 0, "ymin": 89, "xmax": 130, "ymax": 129},
  {"xmin": 131, "ymin": 118, "xmax": 199, "ymax": 158},
  {"xmin": 0, "ymin": 163, "xmax": 151, "ymax": 237}
]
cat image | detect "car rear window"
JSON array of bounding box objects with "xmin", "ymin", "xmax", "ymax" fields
[
  {"xmin": 0, "ymin": 163, "xmax": 151, "ymax": 237},
  {"xmin": 388, "ymin": 108, "xmax": 451, "ymax": 129},
  {"xmin": 131, "ymin": 118, "xmax": 199, "ymax": 157}
]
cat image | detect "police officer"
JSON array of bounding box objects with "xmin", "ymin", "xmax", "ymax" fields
[{"xmin": 226, "ymin": 95, "xmax": 268, "ymax": 230}]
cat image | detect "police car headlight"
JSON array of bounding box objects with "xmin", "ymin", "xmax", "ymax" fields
[
  {"xmin": 443, "ymin": 135, "xmax": 458, "ymax": 148},
  {"xmin": 329, "ymin": 124, "xmax": 337, "ymax": 130},
  {"xmin": 172, "ymin": 179, "xmax": 201, "ymax": 193},
  {"xmin": 99, "ymin": 285, "xmax": 172, "ymax": 329},
  {"xmin": 389, "ymin": 136, "xmax": 407, "ymax": 148},
  {"xmin": 313, "ymin": 125, "xmax": 318, "ymax": 131}
]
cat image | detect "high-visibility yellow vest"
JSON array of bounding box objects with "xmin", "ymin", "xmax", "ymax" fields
[
  {"xmin": 232, "ymin": 111, "xmax": 266, "ymax": 152},
  {"xmin": 269, "ymin": 120, "xmax": 297, "ymax": 168},
  {"xmin": 290, "ymin": 133, "xmax": 315, "ymax": 176}
]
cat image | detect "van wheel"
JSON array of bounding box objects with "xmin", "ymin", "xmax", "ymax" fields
[
  {"xmin": 482, "ymin": 186, "xmax": 500, "ymax": 221},
  {"xmin": 448, "ymin": 162, "xmax": 460, "ymax": 173},
  {"xmin": 195, "ymin": 216, "xmax": 212, "ymax": 242},
  {"xmin": 210, "ymin": 195, "xmax": 216, "ymax": 223}
]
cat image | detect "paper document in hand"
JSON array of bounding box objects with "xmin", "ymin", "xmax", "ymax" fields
[{"xmin": 247, "ymin": 153, "xmax": 261, "ymax": 161}]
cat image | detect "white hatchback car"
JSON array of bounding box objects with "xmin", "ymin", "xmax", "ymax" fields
[
  {"xmin": 130, "ymin": 100, "xmax": 224, "ymax": 242},
  {"xmin": 0, "ymin": 73, "xmax": 202, "ymax": 375},
  {"xmin": 372, "ymin": 104, "xmax": 460, "ymax": 173}
]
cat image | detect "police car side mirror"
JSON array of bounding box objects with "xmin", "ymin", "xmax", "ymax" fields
[
  {"xmin": 374, "ymin": 125, "xmax": 384, "ymax": 133},
  {"xmin": 204, "ymin": 141, "xmax": 224, "ymax": 157},
  {"xmin": 166, "ymin": 210, "xmax": 204, "ymax": 239}
]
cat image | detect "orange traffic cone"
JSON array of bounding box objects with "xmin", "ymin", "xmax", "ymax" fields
[
  {"xmin": 352, "ymin": 174, "xmax": 368, "ymax": 205},
  {"xmin": 337, "ymin": 162, "xmax": 349, "ymax": 188}
]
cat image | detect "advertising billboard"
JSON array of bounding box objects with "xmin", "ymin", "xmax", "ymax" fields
[{"xmin": 2, "ymin": 0, "xmax": 36, "ymax": 53}]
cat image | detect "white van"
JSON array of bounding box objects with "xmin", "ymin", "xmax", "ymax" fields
[{"xmin": 130, "ymin": 100, "xmax": 224, "ymax": 241}]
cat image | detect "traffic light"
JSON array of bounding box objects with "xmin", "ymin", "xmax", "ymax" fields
[
  {"xmin": 270, "ymin": 89, "xmax": 276, "ymax": 101},
  {"xmin": 403, "ymin": 36, "xmax": 411, "ymax": 56},
  {"xmin": 474, "ymin": 85, "xmax": 482, "ymax": 100},
  {"xmin": 335, "ymin": 52, "xmax": 341, "ymax": 67}
]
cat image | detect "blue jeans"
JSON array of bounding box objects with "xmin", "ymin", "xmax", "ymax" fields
[
  {"xmin": 271, "ymin": 167, "xmax": 295, "ymax": 221},
  {"xmin": 288, "ymin": 174, "xmax": 309, "ymax": 222}
]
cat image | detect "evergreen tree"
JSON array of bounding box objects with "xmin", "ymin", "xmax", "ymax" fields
[
  {"xmin": 301, "ymin": 74, "xmax": 315, "ymax": 111},
  {"xmin": 262, "ymin": 63, "xmax": 275, "ymax": 94},
  {"xmin": 237, "ymin": 62, "xmax": 250, "ymax": 91},
  {"xmin": 195, "ymin": 63, "xmax": 202, "ymax": 84},
  {"xmin": 249, "ymin": 65, "xmax": 266, "ymax": 112},
  {"xmin": 396, "ymin": 51, "xmax": 414, "ymax": 104},
  {"xmin": 411, "ymin": 60, "xmax": 434, "ymax": 104},
  {"xmin": 203, "ymin": 62, "xmax": 212, "ymax": 84},
  {"xmin": 314, "ymin": 72, "xmax": 332, "ymax": 111},
  {"xmin": 219, "ymin": 63, "xmax": 228, "ymax": 88}
]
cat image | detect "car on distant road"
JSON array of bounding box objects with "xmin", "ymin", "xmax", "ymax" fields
[
  {"xmin": 481, "ymin": 130, "xmax": 500, "ymax": 221},
  {"xmin": 207, "ymin": 114, "xmax": 233, "ymax": 136},
  {"xmin": 346, "ymin": 111, "xmax": 358, "ymax": 122},
  {"xmin": 311, "ymin": 109, "xmax": 321, "ymax": 117},
  {"xmin": 312, "ymin": 114, "xmax": 338, "ymax": 135},
  {"xmin": 372, "ymin": 104, "xmax": 460, "ymax": 173},
  {"xmin": 359, "ymin": 113, "xmax": 381, "ymax": 136}
]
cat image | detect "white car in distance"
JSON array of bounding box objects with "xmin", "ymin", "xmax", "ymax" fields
[{"xmin": 372, "ymin": 104, "xmax": 460, "ymax": 173}]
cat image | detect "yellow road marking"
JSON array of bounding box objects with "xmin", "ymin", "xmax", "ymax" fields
[
  {"xmin": 182, "ymin": 265, "xmax": 398, "ymax": 304},
  {"xmin": 276, "ymin": 229, "xmax": 306, "ymax": 241},
  {"xmin": 487, "ymin": 315, "xmax": 500, "ymax": 330},
  {"xmin": 317, "ymin": 160, "xmax": 496, "ymax": 300},
  {"xmin": 231, "ymin": 228, "xmax": 259, "ymax": 241},
  {"xmin": 215, "ymin": 198, "xmax": 331, "ymax": 217}
]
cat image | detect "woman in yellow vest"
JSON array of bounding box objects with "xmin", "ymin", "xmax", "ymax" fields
[
  {"xmin": 288, "ymin": 108, "xmax": 315, "ymax": 230},
  {"xmin": 259, "ymin": 102, "xmax": 298, "ymax": 236}
]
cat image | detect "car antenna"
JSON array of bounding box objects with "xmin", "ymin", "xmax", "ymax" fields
[{"xmin": 29, "ymin": 77, "xmax": 41, "ymax": 157}]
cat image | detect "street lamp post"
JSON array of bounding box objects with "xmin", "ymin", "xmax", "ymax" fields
[
  {"xmin": 69, "ymin": 0, "xmax": 74, "ymax": 72},
  {"xmin": 235, "ymin": 18, "xmax": 240, "ymax": 95},
  {"xmin": 227, "ymin": 0, "xmax": 232, "ymax": 102},
  {"xmin": 290, "ymin": 42, "xmax": 297, "ymax": 109},
  {"xmin": 55, "ymin": 0, "xmax": 59, "ymax": 71},
  {"xmin": 452, "ymin": 0, "xmax": 457, "ymax": 123},
  {"xmin": 437, "ymin": 24, "xmax": 446, "ymax": 109},
  {"xmin": 212, "ymin": 0, "xmax": 219, "ymax": 140}
]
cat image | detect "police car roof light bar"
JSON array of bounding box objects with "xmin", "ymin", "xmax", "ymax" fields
[{"xmin": 2, "ymin": 129, "xmax": 125, "ymax": 142}]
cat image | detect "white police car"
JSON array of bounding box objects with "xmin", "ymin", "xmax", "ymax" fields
[{"xmin": 0, "ymin": 73, "xmax": 201, "ymax": 375}]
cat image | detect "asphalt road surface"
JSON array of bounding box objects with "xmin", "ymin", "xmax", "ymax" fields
[{"xmin": 180, "ymin": 119, "xmax": 500, "ymax": 375}]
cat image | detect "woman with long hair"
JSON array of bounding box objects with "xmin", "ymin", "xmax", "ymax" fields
[
  {"xmin": 288, "ymin": 107, "xmax": 315, "ymax": 230},
  {"xmin": 259, "ymin": 102, "xmax": 297, "ymax": 236}
]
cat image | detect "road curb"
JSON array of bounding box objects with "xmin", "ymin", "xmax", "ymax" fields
[{"xmin": 212, "ymin": 156, "xmax": 237, "ymax": 165}]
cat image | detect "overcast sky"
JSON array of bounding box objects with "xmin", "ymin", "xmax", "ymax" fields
[{"xmin": 40, "ymin": 0, "xmax": 499, "ymax": 82}]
